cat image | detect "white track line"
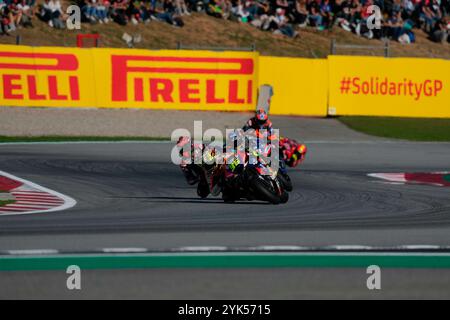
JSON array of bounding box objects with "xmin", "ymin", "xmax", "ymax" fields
[
  {"xmin": 102, "ymin": 248, "xmax": 149, "ymax": 253},
  {"xmin": 6, "ymin": 249, "xmax": 60, "ymax": 255},
  {"xmin": 175, "ymin": 246, "xmax": 229, "ymax": 252},
  {"xmin": 0, "ymin": 170, "xmax": 76, "ymax": 216},
  {"xmin": 368, "ymin": 173, "xmax": 407, "ymax": 183}
]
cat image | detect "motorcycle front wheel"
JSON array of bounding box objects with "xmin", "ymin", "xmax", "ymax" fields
[
  {"xmin": 251, "ymin": 176, "xmax": 282, "ymax": 205},
  {"xmin": 277, "ymin": 171, "xmax": 293, "ymax": 192}
]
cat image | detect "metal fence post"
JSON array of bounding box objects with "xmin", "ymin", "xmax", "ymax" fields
[
  {"xmin": 384, "ymin": 40, "xmax": 390, "ymax": 57},
  {"xmin": 330, "ymin": 39, "xmax": 336, "ymax": 55},
  {"xmin": 16, "ymin": 35, "xmax": 21, "ymax": 45}
]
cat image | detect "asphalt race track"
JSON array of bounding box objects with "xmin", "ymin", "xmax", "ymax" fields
[
  {"xmin": 1, "ymin": 140, "xmax": 450, "ymax": 243},
  {"xmin": 1, "ymin": 118, "xmax": 450, "ymax": 299}
]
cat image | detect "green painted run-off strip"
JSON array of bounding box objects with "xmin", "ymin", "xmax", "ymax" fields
[{"xmin": 1, "ymin": 254, "xmax": 450, "ymax": 271}]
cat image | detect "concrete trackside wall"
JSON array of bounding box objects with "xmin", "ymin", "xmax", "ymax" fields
[
  {"xmin": 258, "ymin": 56, "xmax": 328, "ymax": 116},
  {"xmin": 1, "ymin": 44, "xmax": 449, "ymax": 118}
]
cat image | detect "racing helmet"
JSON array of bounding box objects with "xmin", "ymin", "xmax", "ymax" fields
[
  {"xmin": 255, "ymin": 108, "xmax": 268, "ymax": 125},
  {"xmin": 177, "ymin": 136, "xmax": 191, "ymax": 147}
]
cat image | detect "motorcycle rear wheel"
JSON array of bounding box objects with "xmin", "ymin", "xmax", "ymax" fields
[{"xmin": 197, "ymin": 181, "xmax": 210, "ymax": 199}]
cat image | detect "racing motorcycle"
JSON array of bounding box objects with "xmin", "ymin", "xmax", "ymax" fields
[
  {"xmin": 276, "ymin": 137, "xmax": 307, "ymax": 192},
  {"xmin": 197, "ymin": 144, "xmax": 289, "ymax": 204}
]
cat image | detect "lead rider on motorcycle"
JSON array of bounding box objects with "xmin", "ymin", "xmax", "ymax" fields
[
  {"xmin": 243, "ymin": 109, "xmax": 307, "ymax": 168},
  {"xmin": 243, "ymin": 108, "xmax": 274, "ymax": 134}
]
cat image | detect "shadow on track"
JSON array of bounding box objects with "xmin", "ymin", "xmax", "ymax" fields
[{"xmin": 110, "ymin": 196, "xmax": 271, "ymax": 205}]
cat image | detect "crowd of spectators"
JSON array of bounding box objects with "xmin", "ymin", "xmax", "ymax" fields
[
  {"xmin": 1, "ymin": 0, "xmax": 449, "ymax": 44},
  {"xmin": 1, "ymin": 0, "xmax": 35, "ymax": 34}
]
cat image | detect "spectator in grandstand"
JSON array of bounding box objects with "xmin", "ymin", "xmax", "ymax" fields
[
  {"xmin": 175, "ymin": 0, "xmax": 191, "ymax": 15},
  {"xmin": 420, "ymin": 0, "xmax": 442, "ymax": 32},
  {"xmin": 4, "ymin": 1, "xmax": 16, "ymax": 29},
  {"xmin": 384, "ymin": 9, "xmax": 415, "ymax": 43},
  {"xmin": 401, "ymin": 0, "xmax": 416, "ymax": 21},
  {"xmin": 205, "ymin": 0, "xmax": 224, "ymax": 18},
  {"xmin": 230, "ymin": 0, "xmax": 250, "ymax": 22},
  {"xmin": 97, "ymin": 0, "xmax": 110, "ymax": 22},
  {"xmin": 18, "ymin": 0, "xmax": 34, "ymax": 27},
  {"xmin": 307, "ymin": 0, "xmax": 323, "ymax": 28},
  {"xmin": 23, "ymin": 0, "xmax": 448, "ymax": 44},
  {"xmin": 443, "ymin": 0, "xmax": 450, "ymax": 16},
  {"xmin": 39, "ymin": 0, "xmax": 65, "ymax": 28},
  {"xmin": 0, "ymin": 2, "xmax": 13, "ymax": 35},
  {"xmin": 430, "ymin": 16, "xmax": 449, "ymax": 42},
  {"xmin": 82, "ymin": 0, "xmax": 110, "ymax": 24},
  {"xmin": 0, "ymin": 0, "xmax": 42, "ymax": 32},
  {"xmin": 275, "ymin": 0, "xmax": 290, "ymax": 13},
  {"xmin": 355, "ymin": 0, "xmax": 376, "ymax": 38},
  {"xmin": 110, "ymin": 0, "xmax": 128, "ymax": 25},
  {"xmin": 334, "ymin": 0, "xmax": 353, "ymax": 31},
  {"xmin": 126, "ymin": 0, "xmax": 141, "ymax": 24},
  {"xmin": 270, "ymin": 7, "xmax": 298, "ymax": 37},
  {"xmin": 4, "ymin": 0, "xmax": 22, "ymax": 31},
  {"xmin": 246, "ymin": 0, "xmax": 271, "ymax": 27},
  {"xmin": 139, "ymin": 0, "xmax": 152, "ymax": 23},
  {"xmin": 220, "ymin": 0, "xmax": 233, "ymax": 19},
  {"xmin": 384, "ymin": 9, "xmax": 404, "ymax": 39},
  {"xmin": 151, "ymin": 0, "xmax": 185, "ymax": 26},
  {"xmin": 319, "ymin": 0, "xmax": 333, "ymax": 29},
  {"xmin": 293, "ymin": 0, "xmax": 309, "ymax": 27}
]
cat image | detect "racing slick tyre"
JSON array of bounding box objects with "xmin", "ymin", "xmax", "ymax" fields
[
  {"xmin": 197, "ymin": 181, "xmax": 210, "ymax": 199},
  {"xmin": 251, "ymin": 176, "xmax": 282, "ymax": 205},
  {"xmin": 277, "ymin": 171, "xmax": 293, "ymax": 192},
  {"xmin": 279, "ymin": 191, "xmax": 289, "ymax": 204},
  {"xmin": 222, "ymin": 187, "xmax": 237, "ymax": 203}
]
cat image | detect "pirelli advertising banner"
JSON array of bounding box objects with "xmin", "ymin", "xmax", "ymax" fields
[
  {"xmin": 0, "ymin": 45, "xmax": 96, "ymax": 108},
  {"xmin": 1, "ymin": 45, "xmax": 449, "ymax": 118},
  {"xmin": 0, "ymin": 45, "xmax": 258, "ymax": 111},
  {"xmin": 328, "ymin": 56, "xmax": 450, "ymax": 118}
]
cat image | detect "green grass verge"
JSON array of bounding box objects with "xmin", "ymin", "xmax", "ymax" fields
[
  {"xmin": 339, "ymin": 116, "xmax": 450, "ymax": 141},
  {"xmin": 0, "ymin": 136, "xmax": 170, "ymax": 143}
]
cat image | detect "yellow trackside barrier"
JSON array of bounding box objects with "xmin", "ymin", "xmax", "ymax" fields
[
  {"xmin": 258, "ymin": 56, "xmax": 328, "ymax": 116},
  {"xmin": 0, "ymin": 45, "xmax": 97, "ymax": 108},
  {"xmin": 0, "ymin": 45, "xmax": 258, "ymax": 111},
  {"xmin": 1, "ymin": 44, "xmax": 449, "ymax": 118},
  {"xmin": 328, "ymin": 56, "xmax": 450, "ymax": 118}
]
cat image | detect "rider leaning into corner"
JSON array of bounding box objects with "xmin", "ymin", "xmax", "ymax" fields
[
  {"xmin": 177, "ymin": 107, "xmax": 308, "ymax": 189},
  {"xmin": 243, "ymin": 108, "xmax": 273, "ymax": 133},
  {"xmin": 241, "ymin": 107, "xmax": 308, "ymax": 178}
]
